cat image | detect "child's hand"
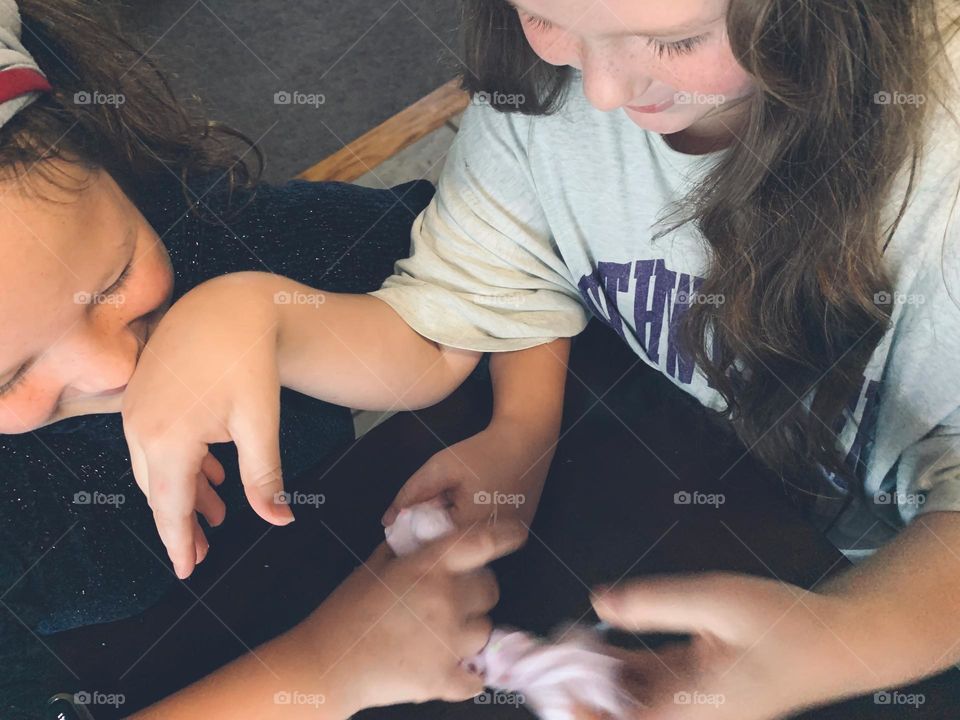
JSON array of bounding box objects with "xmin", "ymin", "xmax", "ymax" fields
[
  {"xmin": 122, "ymin": 274, "xmax": 294, "ymax": 579},
  {"xmin": 382, "ymin": 421, "xmax": 556, "ymax": 529},
  {"xmin": 591, "ymin": 573, "xmax": 858, "ymax": 720},
  {"xmin": 311, "ymin": 521, "xmax": 529, "ymax": 712}
]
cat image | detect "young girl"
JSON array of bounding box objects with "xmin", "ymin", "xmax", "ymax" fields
[
  {"xmin": 0, "ymin": 1, "xmax": 528, "ymax": 718},
  {"xmin": 124, "ymin": 0, "xmax": 960, "ymax": 716}
]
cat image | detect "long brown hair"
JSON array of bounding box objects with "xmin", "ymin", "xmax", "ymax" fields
[
  {"xmin": 0, "ymin": 0, "xmax": 261, "ymax": 212},
  {"xmin": 462, "ymin": 0, "xmax": 960, "ymax": 504}
]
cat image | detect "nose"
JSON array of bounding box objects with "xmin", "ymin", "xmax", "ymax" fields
[
  {"xmin": 581, "ymin": 45, "xmax": 650, "ymax": 112},
  {"xmin": 59, "ymin": 320, "xmax": 139, "ymax": 399}
]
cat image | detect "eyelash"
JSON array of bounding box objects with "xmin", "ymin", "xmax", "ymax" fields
[
  {"xmin": 0, "ymin": 259, "xmax": 135, "ymax": 397},
  {"xmin": 521, "ymin": 13, "xmax": 707, "ymax": 58}
]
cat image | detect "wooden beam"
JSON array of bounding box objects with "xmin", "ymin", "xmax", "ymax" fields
[{"xmin": 297, "ymin": 77, "xmax": 469, "ymax": 183}]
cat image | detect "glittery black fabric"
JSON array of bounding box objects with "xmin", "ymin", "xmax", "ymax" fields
[{"xmin": 0, "ymin": 172, "xmax": 436, "ymax": 717}]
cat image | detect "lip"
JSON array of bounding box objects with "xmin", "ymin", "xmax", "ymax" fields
[{"xmin": 627, "ymin": 97, "xmax": 676, "ymax": 113}]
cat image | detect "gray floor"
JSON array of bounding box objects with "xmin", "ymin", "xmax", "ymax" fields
[{"xmin": 117, "ymin": 0, "xmax": 464, "ymax": 181}]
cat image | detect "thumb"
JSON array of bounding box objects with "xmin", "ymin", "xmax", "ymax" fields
[
  {"xmin": 382, "ymin": 453, "xmax": 452, "ymax": 526},
  {"xmin": 230, "ymin": 402, "xmax": 294, "ymax": 527},
  {"xmin": 592, "ymin": 573, "xmax": 736, "ymax": 636}
]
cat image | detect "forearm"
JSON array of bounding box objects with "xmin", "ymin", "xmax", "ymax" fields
[
  {"xmin": 192, "ymin": 272, "xmax": 482, "ymax": 411},
  {"xmin": 816, "ymin": 510, "xmax": 960, "ymax": 693},
  {"xmin": 484, "ymin": 339, "xmax": 571, "ymax": 508}
]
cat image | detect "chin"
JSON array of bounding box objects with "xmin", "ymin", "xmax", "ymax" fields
[{"xmin": 622, "ymin": 105, "xmax": 698, "ymax": 133}]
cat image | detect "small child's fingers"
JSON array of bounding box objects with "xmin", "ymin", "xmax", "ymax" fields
[
  {"xmin": 382, "ymin": 456, "xmax": 449, "ymax": 526},
  {"xmin": 438, "ymin": 521, "xmax": 528, "ymax": 572},
  {"xmin": 193, "ymin": 516, "xmax": 210, "ymax": 566},
  {"xmin": 196, "ymin": 477, "xmax": 226, "ymax": 527},
  {"xmin": 201, "ymin": 451, "xmax": 226, "ymax": 486}
]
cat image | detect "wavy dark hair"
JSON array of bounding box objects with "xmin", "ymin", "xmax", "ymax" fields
[
  {"xmin": 0, "ymin": 0, "xmax": 262, "ymax": 213},
  {"xmin": 462, "ymin": 0, "xmax": 960, "ymax": 507}
]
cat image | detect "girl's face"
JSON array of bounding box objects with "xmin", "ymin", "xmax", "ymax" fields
[
  {"xmin": 0, "ymin": 163, "xmax": 174, "ymax": 433},
  {"xmin": 511, "ymin": 0, "xmax": 756, "ymax": 142}
]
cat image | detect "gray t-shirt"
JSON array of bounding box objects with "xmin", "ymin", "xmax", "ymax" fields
[{"xmin": 371, "ymin": 69, "xmax": 960, "ymax": 561}]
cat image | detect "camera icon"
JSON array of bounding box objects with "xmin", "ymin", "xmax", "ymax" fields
[
  {"xmin": 273, "ymin": 291, "xmax": 292, "ymax": 305},
  {"xmin": 474, "ymin": 490, "xmax": 492, "ymax": 505},
  {"xmin": 73, "ymin": 491, "xmax": 92, "ymax": 505},
  {"xmin": 74, "ymin": 691, "xmax": 92, "ymax": 705},
  {"xmin": 673, "ymin": 491, "xmax": 691, "ymax": 505},
  {"xmin": 73, "ymin": 91, "xmax": 92, "ymax": 105},
  {"xmin": 873, "ymin": 290, "xmax": 892, "ymax": 304},
  {"xmin": 874, "ymin": 91, "xmax": 892, "ymax": 105},
  {"xmin": 274, "ymin": 91, "xmax": 292, "ymax": 105}
]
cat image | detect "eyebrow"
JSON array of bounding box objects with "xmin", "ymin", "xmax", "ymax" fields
[{"xmin": 505, "ymin": 0, "xmax": 715, "ymax": 38}]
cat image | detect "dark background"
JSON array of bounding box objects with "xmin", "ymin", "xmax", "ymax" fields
[{"xmin": 114, "ymin": 0, "xmax": 463, "ymax": 180}]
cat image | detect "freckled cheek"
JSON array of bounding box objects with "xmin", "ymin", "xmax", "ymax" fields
[{"xmin": 667, "ymin": 44, "xmax": 755, "ymax": 97}]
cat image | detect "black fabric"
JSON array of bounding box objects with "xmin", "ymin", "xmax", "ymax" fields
[{"xmin": 0, "ymin": 173, "xmax": 435, "ymax": 719}]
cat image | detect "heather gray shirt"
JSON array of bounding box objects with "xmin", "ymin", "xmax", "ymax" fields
[{"xmin": 372, "ymin": 68, "xmax": 960, "ymax": 561}]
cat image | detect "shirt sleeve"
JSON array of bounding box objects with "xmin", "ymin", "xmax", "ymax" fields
[
  {"xmin": 896, "ymin": 406, "xmax": 960, "ymax": 524},
  {"xmin": 369, "ymin": 100, "xmax": 590, "ymax": 352}
]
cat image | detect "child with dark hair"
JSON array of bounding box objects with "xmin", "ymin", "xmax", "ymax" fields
[{"xmin": 0, "ymin": 1, "xmax": 524, "ymax": 718}]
